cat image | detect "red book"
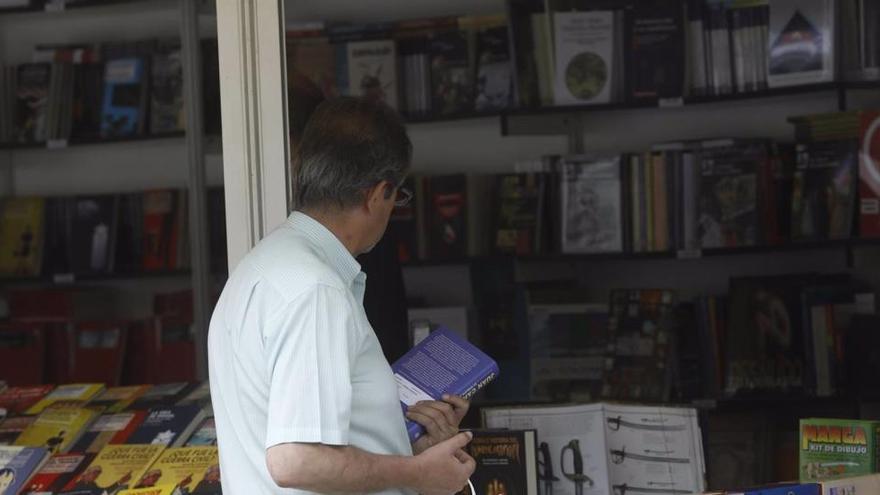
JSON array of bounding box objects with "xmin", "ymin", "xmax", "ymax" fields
[
  {"xmin": 0, "ymin": 322, "xmax": 46, "ymax": 386},
  {"xmin": 68, "ymin": 411, "xmax": 147, "ymax": 453},
  {"xmin": 0, "ymin": 385, "xmax": 54, "ymax": 415},
  {"xmin": 70, "ymin": 321, "xmax": 128, "ymax": 386},
  {"xmin": 24, "ymin": 452, "xmax": 96, "ymax": 494},
  {"xmin": 142, "ymin": 190, "xmax": 182, "ymax": 271},
  {"xmin": 859, "ymin": 111, "xmax": 880, "ymax": 237}
]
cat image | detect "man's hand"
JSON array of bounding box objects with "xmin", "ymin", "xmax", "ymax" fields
[
  {"xmin": 412, "ymin": 431, "xmax": 476, "ymax": 495},
  {"xmin": 407, "ymin": 395, "xmax": 470, "ymax": 454}
]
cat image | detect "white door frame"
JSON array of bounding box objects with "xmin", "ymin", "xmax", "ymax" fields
[{"xmin": 216, "ymin": 0, "xmax": 290, "ymax": 271}]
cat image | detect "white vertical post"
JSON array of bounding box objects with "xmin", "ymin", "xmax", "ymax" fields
[
  {"xmin": 215, "ymin": 0, "xmax": 290, "ymax": 271},
  {"xmin": 181, "ymin": 0, "xmax": 211, "ymax": 380}
]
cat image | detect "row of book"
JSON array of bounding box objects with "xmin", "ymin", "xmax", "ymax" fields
[
  {"xmin": 287, "ymin": 15, "xmax": 513, "ymax": 119},
  {"xmin": 388, "ymin": 110, "xmax": 880, "ymax": 262},
  {"xmin": 0, "ymin": 381, "xmax": 217, "ymax": 494},
  {"xmin": 0, "ymin": 38, "xmax": 221, "ymax": 145},
  {"xmin": 510, "ymin": 0, "xmax": 880, "ymax": 109},
  {"xmin": 0, "ymin": 187, "xmax": 227, "ymax": 279}
]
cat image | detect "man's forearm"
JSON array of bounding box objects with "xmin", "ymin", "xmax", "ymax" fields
[{"xmin": 267, "ymin": 442, "xmax": 419, "ymax": 493}]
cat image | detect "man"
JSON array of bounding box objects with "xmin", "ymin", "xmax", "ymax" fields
[{"xmin": 208, "ymin": 96, "xmax": 476, "ymax": 495}]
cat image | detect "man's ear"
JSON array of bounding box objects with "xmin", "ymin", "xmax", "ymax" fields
[{"xmin": 364, "ymin": 180, "xmax": 393, "ymax": 213}]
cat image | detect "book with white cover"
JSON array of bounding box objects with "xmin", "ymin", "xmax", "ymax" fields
[
  {"xmin": 553, "ymin": 11, "xmax": 615, "ymax": 105},
  {"xmin": 483, "ymin": 403, "xmax": 705, "ymax": 495},
  {"xmin": 767, "ymin": 0, "xmax": 836, "ymax": 87},
  {"xmin": 346, "ymin": 39, "xmax": 398, "ymax": 109},
  {"xmin": 560, "ymin": 155, "xmax": 623, "ymax": 253}
]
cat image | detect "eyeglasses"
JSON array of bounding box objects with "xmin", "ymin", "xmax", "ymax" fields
[{"xmin": 394, "ymin": 186, "xmax": 413, "ymax": 207}]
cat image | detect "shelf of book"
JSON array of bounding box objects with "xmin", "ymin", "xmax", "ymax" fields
[
  {"xmin": 0, "ymin": 131, "xmax": 187, "ymax": 151},
  {"xmin": 500, "ymin": 81, "xmax": 880, "ymax": 136},
  {"xmin": 0, "ymin": 0, "xmax": 176, "ymax": 17},
  {"xmin": 400, "ymin": 238, "xmax": 880, "ymax": 268}
]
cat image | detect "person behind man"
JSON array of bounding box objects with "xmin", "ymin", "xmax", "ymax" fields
[{"xmin": 208, "ymin": 97, "xmax": 476, "ymax": 494}]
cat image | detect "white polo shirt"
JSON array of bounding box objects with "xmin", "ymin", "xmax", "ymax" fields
[{"xmin": 208, "ymin": 212, "xmax": 413, "ymax": 495}]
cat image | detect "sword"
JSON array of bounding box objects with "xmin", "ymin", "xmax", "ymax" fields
[
  {"xmin": 561, "ymin": 440, "xmax": 593, "ymax": 495},
  {"xmin": 612, "ymin": 484, "xmax": 692, "ymax": 495},
  {"xmin": 610, "ymin": 447, "xmax": 691, "ymax": 465},
  {"xmin": 537, "ymin": 442, "xmax": 559, "ymax": 495},
  {"xmin": 606, "ymin": 416, "xmax": 687, "ymax": 432}
]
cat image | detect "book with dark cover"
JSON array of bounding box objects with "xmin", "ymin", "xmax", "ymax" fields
[
  {"xmin": 206, "ymin": 187, "xmax": 227, "ymax": 273},
  {"xmin": 183, "ymin": 417, "xmax": 216, "ymax": 447},
  {"xmin": 0, "ymin": 417, "xmax": 36, "ymax": 446},
  {"xmin": 392, "ymin": 327, "xmax": 498, "ymax": 442},
  {"xmin": 71, "ymin": 60, "xmax": 104, "ymax": 141},
  {"xmin": 628, "ymin": 0, "xmax": 685, "ymax": 101},
  {"xmin": 114, "ymin": 192, "xmax": 143, "ymax": 274},
  {"xmin": 601, "ymin": 289, "xmax": 676, "ymax": 402},
  {"xmin": 0, "ymin": 446, "xmax": 49, "ymax": 495},
  {"xmin": 425, "ymin": 175, "xmax": 468, "ymax": 259},
  {"xmin": 475, "ymin": 25, "xmax": 512, "ymax": 111},
  {"xmin": 697, "ymin": 140, "xmax": 766, "ymax": 249},
  {"xmin": 493, "ymin": 173, "xmax": 546, "ymax": 256},
  {"xmin": 429, "ymin": 30, "xmax": 472, "ymax": 115},
  {"xmin": 126, "ymin": 405, "xmax": 204, "ymax": 447},
  {"xmin": 68, "ymin": 412, "xmax": 146, "ymax": 454},
  {"xmin": 100, "ymin": 58, "xmax": 148, "ymax": 138},
  {"xmin": 128, "ymin": 383, "xmax": 193, "ymax": 411},
  {"xmin": 15, "ymin": 63, "xmax": 50, "ymax": 143},
  {"xmin": 24, "ymin": 452, "xmax": 95, "ymax": 495},
  {"xmin": 506, "ymin": 0, "xmax": 542, "ymax": 108},
  {"xmin": 90, "ymin": 386, "xmax": 151, "ymax": 414},
  {"xmin": 791, "ymin": 140, "xmax": 858, "ymax": 241},
  {"xmin": 463, "ymin": 430, "xmax": 538, "ymax": 495},
  {"xmin": 387, "ymin": 177, "xmax": 419, "ymax": 263},
  {"xmin": 42, "ymin": 197, "xmax": 73, "ymax": 276},
  {"xmin": 201, "ymin": 38, "xmax": 221, "ymax": 136},
  {"xmin": 150, "ymin": 39, "xmax": 184, "ymax": 135},
  {"xmin": 70, "ymin": 195, "xmax": 118, "ymax": 275},
  {"xmin": 142, "ymin": 190, "xmax": 181, "ymax": 271},
  {"xmin": 0, "ymin": 386, "xmax": 53, "ymax": 417}
]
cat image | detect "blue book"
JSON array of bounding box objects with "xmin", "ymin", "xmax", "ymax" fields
[
  {"xmin": 392, "ymin": 327, "xmax": 499, "ymax": 442},
  {"xmin": 100, "ymin": 57, "xmax": 147, "ymax": 138},
  {"xmin": 126, "ymin": 404, "xmax": 205, "ymax": 447},
  {"xmin": 732, "ymin": 483, "xmax": 821, "ymax": 495},
  {"xmin": 0, "ymin": 446, "xmax": 49, "ymax": 495}
]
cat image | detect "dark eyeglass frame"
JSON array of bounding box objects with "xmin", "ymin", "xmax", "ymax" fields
[{"xmin": 394, "ymin": 186, "xmax": 413, "ymax": 207}]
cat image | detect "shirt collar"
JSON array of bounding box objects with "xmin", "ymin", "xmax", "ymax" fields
[{"xmin": 286, "ymin": 211, "xmax": 362, "ymax": 286}]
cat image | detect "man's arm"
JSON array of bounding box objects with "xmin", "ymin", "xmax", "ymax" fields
[{"xmin": 266, "ymin": 431, "xmax": 475, "ymax": 495}]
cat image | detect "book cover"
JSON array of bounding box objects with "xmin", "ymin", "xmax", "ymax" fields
[
  {"xmin": 287, "ymin": 39, "xmax": 338, "ymax": 99},
  {"xmin": 791, "ymin": 141, "xmax": 858, "ymax": 241},
  {"xmin": 100, "ymin": 58, "xmax": 147, "ymax": 138},
  {"xmin": 90, "ymin": 386, "xmax": 151, "ymax": 414},
  {"xmin": 392, "ymin": 327, "xmax": 498, "ymax": 442},
  {"xmin": 70, "ymin": 195, "xmax": 118, "ymax": 274},
  {"xmin": 176, "ymin": 382, "xmax": 210, "ymax": 407},
  {"xmin": 183, "ymin": 417, "xmax": 215, "ymax": 447},
  {"xmin": 149, "ymin": 40, "xmax": 184, "ymax": 135},
  {"xmin": 464, "ymin": 430, "xmax": 538, "ymax": 495},
  {"xmin": 60, "ymin": 444, "xmax": 165, "ymax": 495},
  {"xmin": 698, "ymin": 141, "xmax": 764, "ymax": 249},
  {"xmin": 25, "ymin": 384, "xmax": 104, "ymax": 416},
  {"xmin": 601, "ymin": 290, "xmax": 677, "ymax": 402},
  {"xmin": 475, "ymin": 25, "xmax": 513, "ymax": 111},
  {"xmin": 126, "ymin": 405, "xmax": 204, "ymax": 447},
  {"xmin": 14, "ymin": 407, "xmax": 99, "ymax": 455},
  {"xmin": 492, "ymin": 173, "xmax": 546, "ymax": 256},
  {"xmin": 15, "ymin": 63, "xmax": 50, "ymax": 143},
  {"xmin": 0, "ymin": 446, "xmax": 49, "ymax": 495},
  {"xmin": 116, "ymin": 487, "xmax": 174, "ymax": 495},
  {"xmin": 22, "ymin": 452, "xmax": 95, "ymax": 495},
  {"xmin": 344, "ymin": 39, "xmax": 398, "ymax": 109},
  {"xmin": 0, "ymin": 417, "xmax": 35, "ymax": 446},
  {"xmin": 0, "ymin": 197, "xmax": 45, "ymax": 277},
  {"xmin": 0, "ymin": 385, "xmax": 55, "ymax": 414},
  {"xmin": 387, "ymin": 176, "xmax": 420, "ymax": 263},
  {"xmin": 629, "ymin": 0, "xmax": 686, "ymax": 101},
  {"xmin": 70, "ymin": 61, "xmax": 104, "ymax": 140},
  {"xmin": 800, "ymin": 418, "xmax": 880, "ymax": 482},
  {"xmin": 426, "ymin": 175, "xmax": 468, "ymax": 260},
  {"xmin": 129, "ymin": 383, "xmax": 193, "ymax": 411},
  {"xmin": 142, "ymin": 190, "xmax": 181, "ymax": 271},
  {"xmin": 767, "ymin": 0, "xmax": 836, "ymax": 87},
  {"xmin": 130, "ymin": 447, "xmax": 219, "ymax": 495},
  {"xmin": 429, "ymin": 30, "xmax": 473, "ymax": 115},
  {"xmin": 68, "ymin": 412, "xmax": 147, "ymax": 454},
  {"xmin": 553, "ymin": 11, "xmax": 616, "ymax": 105},
  {"xmin": 859, "ymin": 111, "xmax": 880, "ymax": 237},
  {"xmin": 560, "ymin": 155, "xmax": 624, "ymax": 253}
]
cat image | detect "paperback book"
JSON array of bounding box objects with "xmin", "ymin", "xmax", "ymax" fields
[{"xmin": 553, "ymin": 11, "xmax": 615, "ymax": 105}]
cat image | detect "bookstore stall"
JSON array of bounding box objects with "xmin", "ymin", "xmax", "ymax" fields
[{"xmin": 2, "ymin": 0, "xmax": 880, "ymax": 494}]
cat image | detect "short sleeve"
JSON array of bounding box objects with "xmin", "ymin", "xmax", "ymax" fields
[{"xmin": 264, "ymin": 284, "xmax": 364, "ymax": 449}]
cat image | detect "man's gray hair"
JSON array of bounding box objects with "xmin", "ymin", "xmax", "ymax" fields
[{"xmin": 293, "ymin": 97, "xmax": 412, "ymax": 212}]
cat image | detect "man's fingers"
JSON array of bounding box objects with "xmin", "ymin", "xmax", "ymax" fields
[
  {"xmin": 447, "ymin": 431, "xmax": 473, "ymax": 451},
  {"xmin": 453, "ymin": 448, "xmax": 470, "ymax": 463},
  {"xmin": 406, "ymin": 410, "xmax": 443, "ymax": 437},
  {"xmin": 415, "ymin": 400, "xmax": 458, "ymax": 428},
  {"xmin": 442, "ymin": 394, "xmax": 470, "ymax": 414}
]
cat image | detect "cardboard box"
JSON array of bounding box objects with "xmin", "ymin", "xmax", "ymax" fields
[{"xmin": 800, "ymin": 419, "xmax": 880, "ymax": 482}]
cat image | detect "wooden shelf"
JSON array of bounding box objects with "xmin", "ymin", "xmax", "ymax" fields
[{"xmin": 400, "ymin": 238, "xmax": 880, "ymax": 268}]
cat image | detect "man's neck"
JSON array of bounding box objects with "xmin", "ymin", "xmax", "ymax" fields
[{"xmin": 300, "ymin": 208, "xmax": 363, "ymax": 256}]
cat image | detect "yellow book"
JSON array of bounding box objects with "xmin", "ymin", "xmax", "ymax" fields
[
  {"xmin": 132, "ymin": 447, "xmax": 219, "ymax": 494},
  {"xmin": 116, "ymin": 485, "xmax": 175, "ymax": 495},
  {"xmin": 62, "ymin": 444, "xmax": 165, "ymax": 494},
  {"xmin": 14, "ymin": 407, "xmax": 99, "ymax": 454},
  {"xmin": 91, "ymin": 385, "xmax": 152, "ymax": 413},
  {"xmin": 25, "ymin": 383, "xmax": 105, "ymax": 415},
  {"xmin": 0, "ymin": 197, "xmax": 45, "ymax": 276}
]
